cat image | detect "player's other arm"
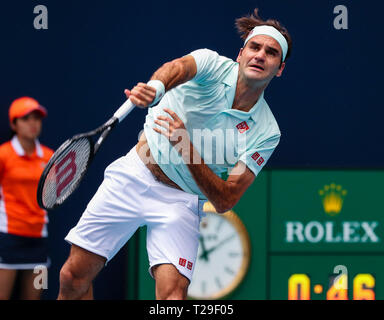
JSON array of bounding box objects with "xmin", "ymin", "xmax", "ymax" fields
[
  {"xmin": 124, "ymin": 55, "xmax": 197, "ymax": 107},
  {"xmin": 154, "ymin": 108, "xmax": 255, "ymax": 214},
  {"xmin": 185, "ymin": 143, "xmax": 255, "ymax": 214}
]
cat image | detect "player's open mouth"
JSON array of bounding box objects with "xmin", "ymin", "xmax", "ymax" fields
[{"xmin": 249, "ymin": 64, "xmax": 264, "ymax": 71}]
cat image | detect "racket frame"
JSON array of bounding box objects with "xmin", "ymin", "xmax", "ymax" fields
[{"xmin": 37, "ymin": 117, "xmax": 118, "ymax": 210}]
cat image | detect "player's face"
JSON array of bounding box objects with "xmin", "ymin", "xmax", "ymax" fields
[
  {"xmin": 12, "ymin": 111, "xmax": 43, "ymax": 140},
  {"xmin": 236, "ymin": 35, "xmax": 285, "ymax": 86}
]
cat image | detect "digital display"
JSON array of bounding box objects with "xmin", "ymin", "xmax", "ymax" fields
[{"xmin": 288, "ymin": 273, "xmax": 375, "ymax": 300}]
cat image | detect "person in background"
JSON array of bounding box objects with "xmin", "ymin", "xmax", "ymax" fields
[{"xmin": 0, "ymin": 97, "xmax": 53, "ymax": 300}]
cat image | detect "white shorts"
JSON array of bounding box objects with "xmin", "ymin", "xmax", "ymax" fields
[{"xmin": 65, "ymin": 147, "xmax": 205, "ymax": 281}]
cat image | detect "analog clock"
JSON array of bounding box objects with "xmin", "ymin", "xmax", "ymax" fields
[{"xmin": 188, "ymin": 202, "xmax": 251, "ymax": 299}]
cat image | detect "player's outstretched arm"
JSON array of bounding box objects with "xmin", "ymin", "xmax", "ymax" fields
[
  {"xmin": 124, "ymin": 55, "xmax": 197, "ymax": 108},
  {"xmin": 150, "ymin": 55, "xmax": 197, "ymax": 91}
]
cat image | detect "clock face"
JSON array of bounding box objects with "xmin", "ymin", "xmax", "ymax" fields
[{"xmin": 188, "ymin": 207, "xmax": 250, "ymax": 299}]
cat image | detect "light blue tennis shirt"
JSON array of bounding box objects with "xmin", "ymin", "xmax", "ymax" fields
[{"xmin": 143, "ymin": 49, "xmax": 281, "ymax": 200}]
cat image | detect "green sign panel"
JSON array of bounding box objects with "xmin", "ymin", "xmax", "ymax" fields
[
  {"xmin": 270, "ymin": 171, "xmax": 384, "ymax": 252},
  {"xmin": 126, "ymin": 170, "xmax": 384, "ymax": 300}
]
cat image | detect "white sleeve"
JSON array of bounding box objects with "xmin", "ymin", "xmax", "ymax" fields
[
  {"xmin": 239, "ymin": 134, "xmax": 281, "ymax": 176},
  {"xmin": 189, "ymin": 49, "xmax": 234, "ymax": 84}
]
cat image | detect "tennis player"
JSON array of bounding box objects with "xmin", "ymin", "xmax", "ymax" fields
[{"xmin": 58, "ymin": 8, "xmax": 292, "ymax": 300}]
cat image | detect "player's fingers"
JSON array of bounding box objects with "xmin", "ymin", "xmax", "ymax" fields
[
  {"xmin": 130, "ymin": 93, "xmax": 150, "ymax": 107},
  {"xmin": 131, "ymin": 87, "xmax": 155, "ymax": 105},
  {"xmin": 154, "ymin": 119, "xmax": 171, "ymax": 131},
  {"xmin": 156, "ymin": 115, "xmax": 173, "ymax": 124},
  {"xmin": 124, "ymin": 89, "xmax": 131, "ymax": 99},
  {"xmin": 137, "ymin": 82, "xmax": 157, "ymax": 94},
  {"xmin": 135, "ymin": 83, "xmax": 157, "ymax": 102},
  {"xmin": 153, "ymin": 126, "xmax": 170, "ymax": 139},
  {"xmin": 128, "ymin": 95, "xmax": 147, "ymax": 108},
  {"xmin": 162, "ymin": 108, "xmax": 186, "ymax": 131},
  {"xmin": 163, "ymin": 108, "xmax": 179, "ymax": 120},
  {"xmin": 131, "ymin": 87, "xmax": 151, "ymax": 101}
]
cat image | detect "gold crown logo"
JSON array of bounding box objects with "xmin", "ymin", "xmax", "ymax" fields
[{"xmin": 319, "ymin": 183, "xmax": 347, "ymax": 216}]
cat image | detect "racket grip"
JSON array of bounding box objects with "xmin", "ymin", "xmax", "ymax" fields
[{"xmin": 113, "ymin": 99, "xmax": 136, "ymax": 122}]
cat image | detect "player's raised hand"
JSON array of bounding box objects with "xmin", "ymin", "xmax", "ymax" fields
[
  {"xmin": 124, "ymin": 82, "xmax": 156, "ymax": 108},
  {"xmin": 153, "ymin": 108, "xmax": 189, "ymax": 145}
]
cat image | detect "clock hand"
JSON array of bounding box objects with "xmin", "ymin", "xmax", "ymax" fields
[
  {"xmin": 199, "ymin": 236, "xmax": 210, "ymax": 261},
  {"xmin": 205, "ymin": 233, "xmax": 236, "ymax": 257}
]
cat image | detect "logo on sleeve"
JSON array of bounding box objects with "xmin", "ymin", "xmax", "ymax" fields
[
  {"xmin": 179, "ymin": 258, "xmax": 186, "ymax": 267},
  {"xmin": 251, "ymin": 152, "xmax": 264, "ymax": 166},
  {"xmin": 236, "ymin": 121, "xmax": 249, "ymax": 133},
  {"xmin": 179, "ymin": 257, "xmax": 193, "ymax": 270}
]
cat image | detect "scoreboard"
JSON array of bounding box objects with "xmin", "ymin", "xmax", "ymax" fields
[
  {"xmin": 268, "ymin": 170, "xmax": 384, "ymax": 300},
  {"xmin": 131, "ymin": 170, "xmax": 384, "ymax": 300}
]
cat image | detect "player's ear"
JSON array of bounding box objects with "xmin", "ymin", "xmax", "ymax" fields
[
  {"xmin": 236, "ymin": 48, "xmax": 243, "ymax": 63},
  {"xmin": 276, "ymin": 62, "xmax": 286, "ymax": 78},
  {"xmin": 10, "ymin": 119, "xmax": 17, "ymax": 132}
]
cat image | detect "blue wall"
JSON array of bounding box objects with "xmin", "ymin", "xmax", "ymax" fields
[{"xmin": 0, "ymin": 0, "xmax": 383, "ymax": 299}]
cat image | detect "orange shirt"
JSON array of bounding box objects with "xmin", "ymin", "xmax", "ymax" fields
[{"xmin": 0, "ymin": 136, "xmax": 53, "ymax": 238}]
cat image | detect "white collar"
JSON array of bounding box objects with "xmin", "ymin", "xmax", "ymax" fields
[{"xmin": 11, "ymin": 135, "xmax": 43, "ymax": 158}]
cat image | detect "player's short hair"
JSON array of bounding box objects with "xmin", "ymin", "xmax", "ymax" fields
[{"xmin": 235, "ymin": 8, "xmax": 292, "ymax": 62}]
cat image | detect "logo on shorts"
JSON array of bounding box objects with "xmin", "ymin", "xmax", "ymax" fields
[
  {"xmin": 179, "ymin": 257, "xmax": 193, "ymax": 270},
  {"xmin": 251, "ymin": 152, "xmax": 264, "ymax": 166},
  {"xmin": 236, "ymin": 121, "xmax": 249, "ymax": 133}
]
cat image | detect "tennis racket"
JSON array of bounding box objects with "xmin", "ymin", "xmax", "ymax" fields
[{"xmin": 37, "ymin": 99, "xmax": 136, "ymax": 210}]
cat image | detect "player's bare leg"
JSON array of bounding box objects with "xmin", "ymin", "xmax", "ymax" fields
[
  {"xmin": 152, "ymin": 263, "xmax": 190, "ymax": 300},
  {"xmin": 0, "ymin": 269, "xmax": 17, "ymax": 300},
  {"xmin": 58, "ymin": 244, "xmax": 106, "ymax": 300}
]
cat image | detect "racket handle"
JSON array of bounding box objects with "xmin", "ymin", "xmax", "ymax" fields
[{"xmin": 113, "ymin": 99, "xmax": 136, "ymax": 122}]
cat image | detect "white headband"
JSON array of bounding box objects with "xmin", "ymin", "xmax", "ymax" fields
[{"xmin": 244, "ymin": 25, "xmax": 288, "ymax": 61}]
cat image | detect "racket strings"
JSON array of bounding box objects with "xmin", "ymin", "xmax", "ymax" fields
[{"xmin": 41, "ymin": 138, "xmax": 91, "ymax": 209}]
